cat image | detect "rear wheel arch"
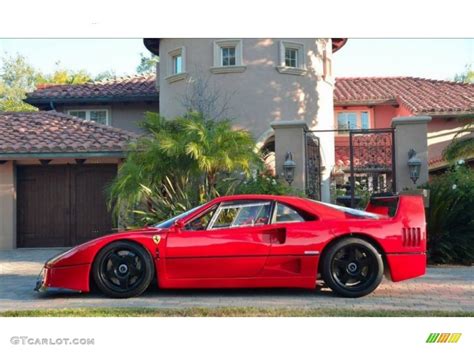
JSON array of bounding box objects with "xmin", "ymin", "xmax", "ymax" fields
[
  {"xmin": 318, "ymin": 233, "xmax": 389, "ymax": 279},
  {"xmin": 319, "ymin": 234, "xmax": 386, "ymax": 297}
]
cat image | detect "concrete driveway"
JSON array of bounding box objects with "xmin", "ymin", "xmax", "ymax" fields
[{"xmin": 0, "ymin": 248, "xmax": 473, "ymax": 312}]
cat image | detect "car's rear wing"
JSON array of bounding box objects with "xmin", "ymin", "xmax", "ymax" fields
[
  {"xmin": 366, "ymin": 194, "xmax": 425, "ymax": 220},
  {"xmin": 365, "ymin": 195, "xmax": 399, "ymax": 217}
]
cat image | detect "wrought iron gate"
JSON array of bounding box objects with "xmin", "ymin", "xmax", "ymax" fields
[
  {"xmin": 304, "ymin": 128, "xmax": 395, "ymax": 207},
  {"xmin": 305, "ymin": 132, "xmax": 322, "ymax": 200},
  {"xmin": 348, "ymin": 128, "xmax": 395, "ymax": 207}
]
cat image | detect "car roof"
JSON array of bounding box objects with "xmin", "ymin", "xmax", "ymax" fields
[{"xmin": 210, "ymin": 194, "xmax": 346, "ymax": 220}]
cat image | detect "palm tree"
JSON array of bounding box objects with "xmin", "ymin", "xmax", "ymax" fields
[
  {"xmin": 158, "ymin": 113, "xmax": 261, "ymax": 197},
  {"xmin": 107, "ymin": 112, "xmax": 262, "ymax": 225},
  {"xmin": 443, "ymin": 118, "xmax": 474, "ymax": 163}
]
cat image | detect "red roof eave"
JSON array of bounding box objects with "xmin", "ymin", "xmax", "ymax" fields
[{"xmin": 332, "ymin": 38, "xmax": 347, "ymax": 53}]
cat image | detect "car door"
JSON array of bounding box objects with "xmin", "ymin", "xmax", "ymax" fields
[
  {"xmin": 164, "ymin": 200, "xmax": 284, "ymax": 279},
  {"xmin": 264, "ymin": 202, "xmax": 321, "ymax": 279}
]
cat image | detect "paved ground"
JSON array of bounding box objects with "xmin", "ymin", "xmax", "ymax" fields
[{"xmin": 0, "ymin": 248, "xmax": 472, "ymax": 312}]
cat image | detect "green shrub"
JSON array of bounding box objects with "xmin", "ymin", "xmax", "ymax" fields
[
  {"xmin": 425, "ymin": 164, "xmax": 474, "ymax": 265},
  {"xmin": 231, "ymin": 171, "xmax": 296, "ymax": 196}
]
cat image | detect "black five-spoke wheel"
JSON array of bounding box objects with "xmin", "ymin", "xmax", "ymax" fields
[
  {"xmin": 322, "ymin": 238, "xmax": 383, "ymax": 298},
  {"xmin": 93, "ymin": 241, "xmax": 154, "ymax": 298}
]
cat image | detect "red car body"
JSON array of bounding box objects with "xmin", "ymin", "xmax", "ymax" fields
[{"xmin": 36, "ymin": 194, "xmax": 426, "ymax": 294}]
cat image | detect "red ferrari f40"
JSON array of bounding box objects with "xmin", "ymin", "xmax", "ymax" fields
[{"xmin": 36, "ymin": 194, "xmax": 426, "ymax": 298}]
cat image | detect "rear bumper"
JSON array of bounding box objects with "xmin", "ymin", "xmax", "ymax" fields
[
  {"xmin": 34, "ymin": 263, "xmax": 91, "ymax": 293},
  {"xmin": 386, "ymin": 252, "xmax": 426, "ymax": 282}
]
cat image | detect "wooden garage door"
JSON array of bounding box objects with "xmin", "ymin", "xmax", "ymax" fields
[{"xmin": 17, "ymin": 164, "xmax": 117, "ymax": 247}]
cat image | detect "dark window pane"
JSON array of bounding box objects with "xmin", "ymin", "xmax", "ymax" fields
[
  {"xmin": 173, "ymin": 55, "xmax": 182, "ymax": 74},
  {"xmin": 222, "ymin": 46, "xmax": 236, "ymax": 66},
  {"xmin": 275, "ymin": 203, "xmax": 305, "ymax": 223},
  {"xmin": 69, "ymin": 111, "xmax": 86, "ymax": 119},
  {"xmin": 285, "ymin": 48, "xmax": 298, "ymax": 68},
  {"xmin": 90, "ymin": 111, "xmax": 107, "ymax": 125}
]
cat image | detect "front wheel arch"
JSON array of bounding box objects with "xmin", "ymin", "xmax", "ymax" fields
[{"xmin": 89, "ymin": 239, "xmax": 156, "ymax": 294}]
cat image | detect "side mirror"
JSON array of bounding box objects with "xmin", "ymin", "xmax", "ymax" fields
[{"xmin": 174, "ymin": 219, "xmax": 185, "ymax": 230}]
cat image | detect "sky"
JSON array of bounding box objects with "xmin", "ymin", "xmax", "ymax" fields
[
  {"xmin": 0, "ymin": 39, "xmax": 146, "ymax": 76},
  {"xmin": 0, "ymin": 38, "xmax": 472, "ymax": 80},
  {"xmin": 333, "ymin": 39, "xmax": 473, "ymax": 80}
]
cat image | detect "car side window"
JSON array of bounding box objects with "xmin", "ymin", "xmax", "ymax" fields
[
  {"xmin": 209, "ymin": 202, "xmax": 272, "ymax": 230},
  {"xmin": 184, "ymin": 206, "xmax": 217, "ymax": 231},
  {"xmin": 274, "ymin": 202, "xmax": 305, "ymax": 223}
]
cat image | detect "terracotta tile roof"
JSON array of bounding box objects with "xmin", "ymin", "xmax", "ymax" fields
[
  {"xmin": 334, "ymin": 77, "xmax": 474, "ymax": 115},
  {"xmin": 25, "ymin": 74, "xmax": 158, "ymax": 104},
  {"xmin": 0, "ymin": 111, "xmax": 136, "ymax": 155}
]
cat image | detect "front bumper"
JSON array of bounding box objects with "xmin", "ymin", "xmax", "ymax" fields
[
  {"xmin": 34, "ymin": 267, "xmax": 77, "ymax": 293},
  {"xmin": 34, "ymin": 264, "xmax": 91, "ymax": 293},
  {"xmin": 34, "ymin": 268, "xmax": 46, "ymax": 292}
]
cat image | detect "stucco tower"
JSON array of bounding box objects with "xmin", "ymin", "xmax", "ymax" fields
[{"xmin": 146, "ymin": 38, "xmax": 345, "ymax": 201}]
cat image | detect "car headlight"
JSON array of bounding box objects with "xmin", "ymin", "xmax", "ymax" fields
[{"xmin": 45, "ymin": 248, "xmax": 75, "ymax": 266}]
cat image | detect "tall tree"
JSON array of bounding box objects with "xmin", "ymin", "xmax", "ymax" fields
[
  {"xmin": 0, "ymin": 54, "xmax": 38, "ymax": 111},
  {"xmin": 180, "ymin": 73, "xmax": 234, "ymax": 120},
  {"xmin": 35, "ymin": 61, "xmax": 93, "ymax": 84},
  {"xmin": 136, "ymin": 52, "xmax": 159, "ymax": 74},
  {"xmin": 0, "ymin": 54, "xmax": 117, "ymax": 112},
  {"xmin": 454, "ymin": 64, "xmax": 474, "ymax": 84},
  {"xmin": 94, "ymin": 70, "xmax": 117, "ymax": 81}
]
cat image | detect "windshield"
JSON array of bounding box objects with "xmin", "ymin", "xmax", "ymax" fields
[
  {"xmin": 153, "ymin": 205, "xmax": 203, "ymax": 228},
  {"xmin": 307, "ymin": 199, "xmax": 381, "ymax": 219}
]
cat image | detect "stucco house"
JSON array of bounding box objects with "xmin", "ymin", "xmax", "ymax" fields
[
  {"xmin": 0, "ymin": 112, "xmax": 135, "ymax": 249},
  {"xmin": 333, "ymin": 77, "xmax": 474, "ymax": 173},
  {"xmin": 24, "ymin": 75, "xmax": 159, "ymax": 133},
  {"xmin": 1, "ymin": 38, "xmax": 346, "ymax": 249},
  {"xmin": 25, "ymin": 73, "xmax": 472, "ymax": 179},
  {"xmin": 2, "ymin": 38, "xmax": 471, "ymax": 250},
  {"xmin": 146, "ymin": 38, "xmax": 348, "ymax": 202}
]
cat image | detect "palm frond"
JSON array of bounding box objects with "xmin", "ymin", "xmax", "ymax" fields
[{"xmin": 443, "ymin": 137, "xmax": 474, "ymax": 162}]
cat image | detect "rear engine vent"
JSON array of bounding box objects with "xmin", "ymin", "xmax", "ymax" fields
[{"xmin": 402, "ymin": 227, "xmax": 421, "ymax": 247}]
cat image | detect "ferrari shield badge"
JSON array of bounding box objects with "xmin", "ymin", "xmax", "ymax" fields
[{"xmin": 152, "ymin": 235, "xmax": 161, "ymax": 244}]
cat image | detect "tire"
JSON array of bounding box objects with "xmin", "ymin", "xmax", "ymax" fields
[
  {"xmin": 92, "ymin": 241, "xmax": 154, "ymax": 298},
  {"xmin": 321, "ymin": 237, "xmax": 383, "ymax": 298}
]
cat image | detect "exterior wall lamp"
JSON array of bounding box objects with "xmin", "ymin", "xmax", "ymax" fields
[
  {"xmin": 407, "ymin": 149, "xmax": 422, "ymax": 184},
  {"xmin": 283, "ymin": 151, "xmax": 296, "ymax": 185}
]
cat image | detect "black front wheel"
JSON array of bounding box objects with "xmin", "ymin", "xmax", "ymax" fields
[
  {"xmin": 322, "ymin": 238, "xmax": 383, "ymax": 298},
  {"xmin": 93, "ymin": 241, "xmax": 154, "ymax": 298}
]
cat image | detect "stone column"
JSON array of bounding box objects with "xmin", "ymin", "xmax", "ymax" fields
[
  {"xmin": 0, "ymin": 161, "xmax": 16, "ymax": 250},
  {"xmin": 392, "ymin": 116, "xmax": 432, "ymax": 192},
  {"xmin": 271, "ymin": 120, "xmax": 308, "ymax": 193}
]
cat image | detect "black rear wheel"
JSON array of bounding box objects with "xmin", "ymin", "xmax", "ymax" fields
[
  {"xmin": 93, "ymin": 241, "xmax": 154, "ymax": 298},
  {"xmin": 322, "ymin": 238, "xmax": 383, "ymax": 298}
]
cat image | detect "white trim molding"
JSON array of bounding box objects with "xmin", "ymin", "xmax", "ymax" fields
[
  {"xmin": 211, "ymin": 39, "xmax": 246, "ymax": 74},
  {"xmin": 166, "ymin": 72, "xmax": 187, "ymax": 84},
  {"xmin": 210, "ymin": 65, "xmax": 246, "ymax": 74},
  {"xmin": 165, "ymin": 46, "xmax": 187, "ymax": 84},
  {"xmin": 276, "ymin": 40, "xmax": 307, "ymax": 76}
]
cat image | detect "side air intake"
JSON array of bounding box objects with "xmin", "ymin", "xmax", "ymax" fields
[{"xmin": 402, "ymin": 227, "xmax": 421, "ymax": 247}]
